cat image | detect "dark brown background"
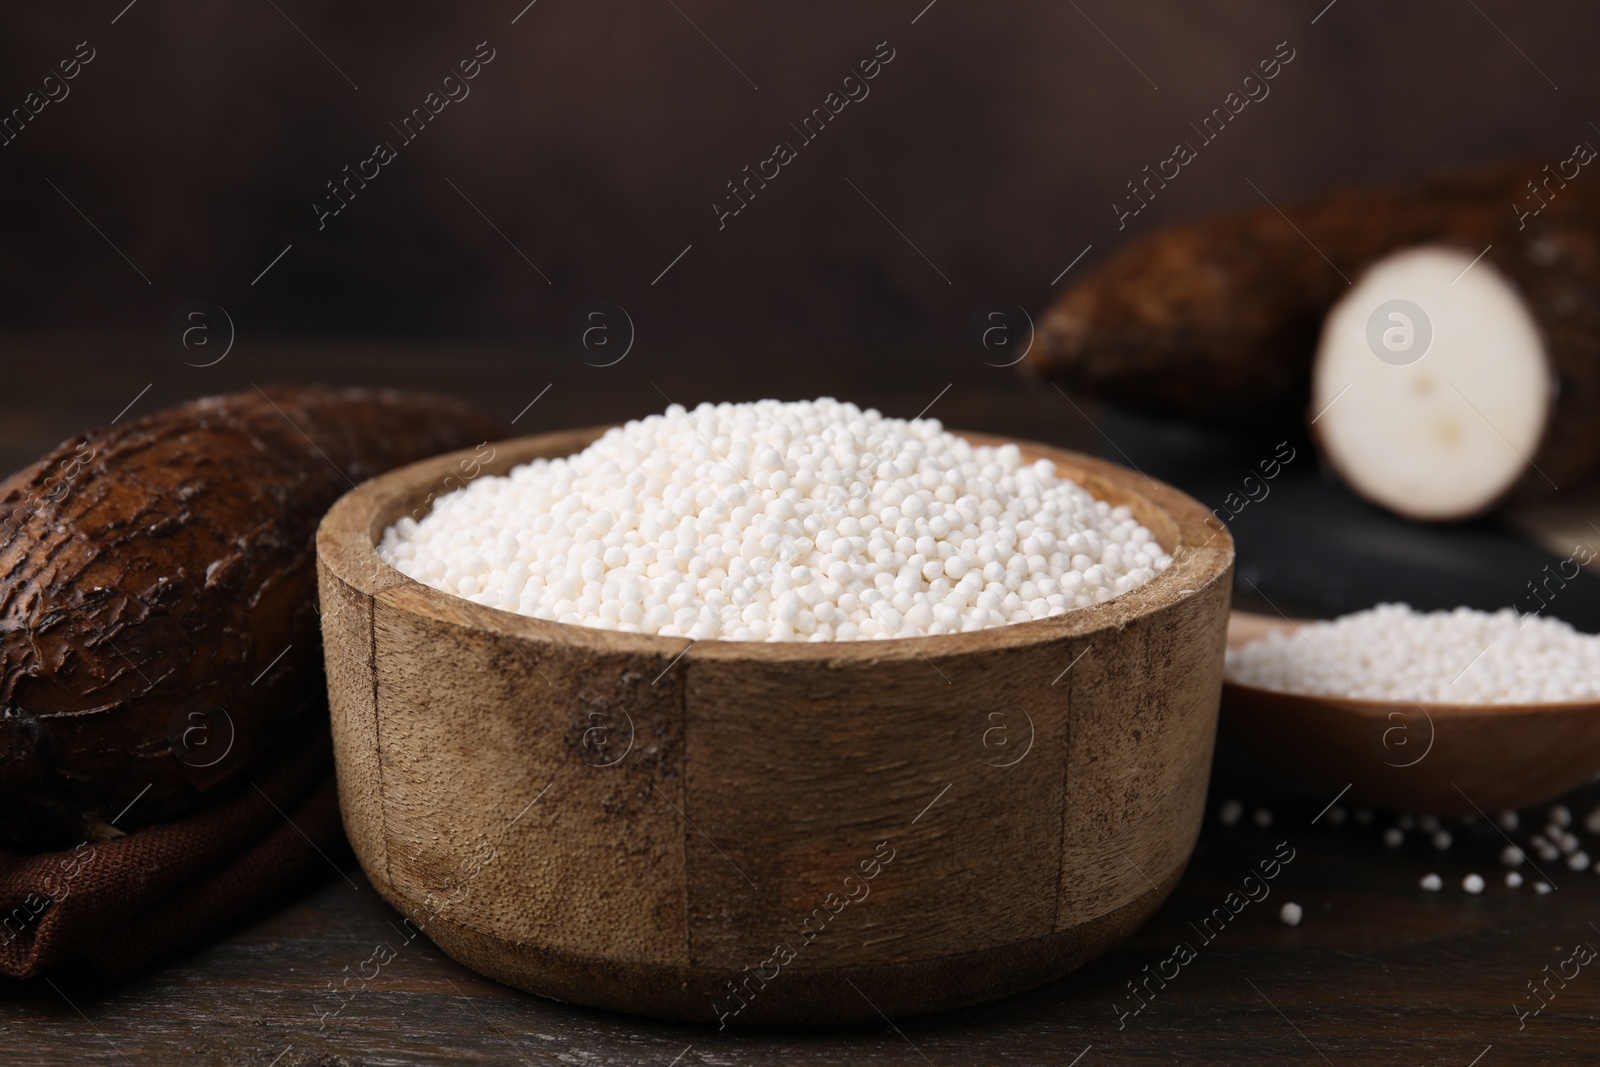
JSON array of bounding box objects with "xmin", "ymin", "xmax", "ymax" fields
[{"xmin": 2, "ymin": 0, "xmax": 1594, "ymax": 373}]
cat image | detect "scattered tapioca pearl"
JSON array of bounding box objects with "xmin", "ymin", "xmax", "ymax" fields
[
  {"xmin": 1420, "ymin": 873, "xmax": 1443, "ymax": 891},
  {"xmin": 1558, "ymin": 832, "xmax": 1580, "ymax": 854},
  {"xmin": 1325, "ymin": 805, "xmax": 1347, "ymax": 826},
  {"xmin": 1432, "ymin": 830, "xmax": 1453, "ymax": 851},
  {"xmin": 1584, "ymin": 807, "xmax": 1600, "ymax": 834},
  {"xmin": 1501, "ymin": 845, "xmax": 1526, "ymax": 868},
  {"xmin": 1550, "ymin": 805, "xmax": 1572, "ymax": 828},
  {"xmin": 1568, "ymin": 851, "xmax": 1591, "ymax": 871},
  {"xmin": 1253, "ymin": 808, "xmax": 1273, "ymax": 828},
  {"xmin": 1398, "ymin": 814, "xmax": 1417, "ymax": 831},
  {"xmin": 1498, "ymin": 810, "xmax": 1520, "ymax": 831},
  {"xmin": 1506, "ymin": 871, "xmax": 1524, "ymax": 888},
  {"xmin": 1383, "ymin": 828, "xmax": 1404, "ymax": 848},
  {"xmin": 1463, "ymin": 873, "xmax": 1486, "ymax": 894},
  {"xmin": 1279, "ymin": 902, "xmax": 1303, "ymax": 926},
  {"xmin": 1535, "ymin": 881, "xmax": 1553, "ymax": 895},
  {"xmin": 1218, "ymin": 799, "xmax": 1243, "ymax": 827}
]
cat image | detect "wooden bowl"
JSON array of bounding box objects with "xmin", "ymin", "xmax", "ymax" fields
[
  {"xmin": 315, "ymin": 426, "xmax": 1234, "ymax": 1025},
  {"xmin": 1222, "ymin": 612, "xmax": 1600, "ymax": 814}
]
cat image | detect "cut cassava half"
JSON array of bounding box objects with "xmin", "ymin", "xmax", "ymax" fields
[
  {"xmin": 0, "ymin": 387, "xmax": 506, "ymax": 850},
  {"xmin": 1312, "ymin": 247, "xmax": 1555, "ymax": 521},
  {"xmin": 1030, "ymin": 155, "xmax": 1600, "ymax": 426}
]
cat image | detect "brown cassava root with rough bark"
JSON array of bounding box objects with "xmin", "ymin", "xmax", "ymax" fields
[
  {"xmin": 1030, "ymin": 155, "xmax": 1600, "ymax": 431},
  {"xmin": 0, "ymin": 386, "xmax": 505, "ymax": 849}
]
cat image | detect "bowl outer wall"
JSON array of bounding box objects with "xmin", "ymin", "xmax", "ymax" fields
[{"xmin": 315, "ymin": 425, "xmax": 1235, "ymax": 1023}]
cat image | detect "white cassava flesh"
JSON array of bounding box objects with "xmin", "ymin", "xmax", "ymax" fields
[{"xmin": 1312, "ymin": 246, "xmax": 1553, "ymax": 520}]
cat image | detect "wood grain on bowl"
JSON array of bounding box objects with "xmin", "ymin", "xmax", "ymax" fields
[{"xmin": 316, "ymin": 427, "xmax": 1235, "ymax": 1024}]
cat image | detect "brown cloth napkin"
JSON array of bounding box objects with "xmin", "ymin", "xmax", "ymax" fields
[{"xmin": 0, "ymin": 729, "xmax": 345, "ymax": 981}]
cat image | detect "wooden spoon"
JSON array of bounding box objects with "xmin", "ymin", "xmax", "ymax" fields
[{"xmin": 1221, "ymin": 611, "xmax": 1600, "ymax": 814}]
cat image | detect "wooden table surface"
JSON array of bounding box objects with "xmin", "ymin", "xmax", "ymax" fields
[
  {"xmin": 10, "ymin": 752, "xmax": 1599, "ymax": 1067},
  {"xmin": 4, "ymin": 336, "xmax": 1599, "ymax": 1065}
]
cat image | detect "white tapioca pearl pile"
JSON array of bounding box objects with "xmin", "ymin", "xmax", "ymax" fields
[
  {"xmin": 379, "ymin": 398, "xmax": 1174, "ymax": 641},
  {"xmin": 1224, "ymin": 603, "xmax": 1600, "ymax": 704}
]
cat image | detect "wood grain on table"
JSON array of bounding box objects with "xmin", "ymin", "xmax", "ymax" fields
[{"xmin": 8, "ymin": 771, "xmax": 1597, "ymax": 1066}]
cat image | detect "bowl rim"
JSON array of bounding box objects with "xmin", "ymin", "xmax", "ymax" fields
[{"xmin": 316, "ymin": 423, "xmax": 1235, "ymax": 663}]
